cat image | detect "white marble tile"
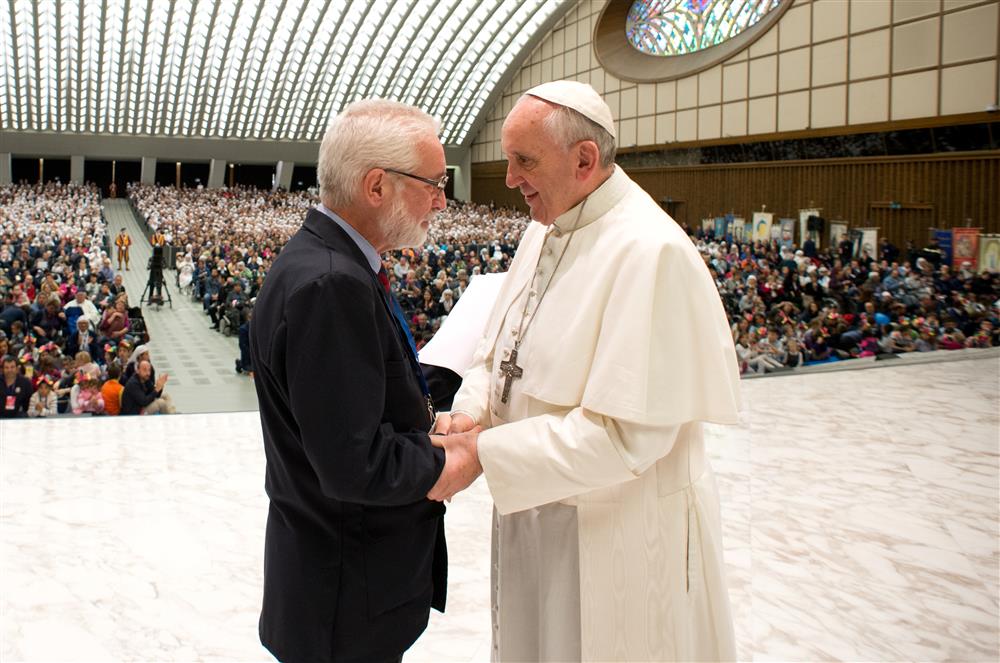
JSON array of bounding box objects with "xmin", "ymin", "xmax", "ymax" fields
[{"xmin": 1, "ymin": 356, "xmax": 997, "ymax": 661}]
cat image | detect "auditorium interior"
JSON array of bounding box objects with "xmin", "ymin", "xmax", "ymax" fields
[{"xmin": 1, "ymin": 1, "xmax": 998, "ymax": 661}]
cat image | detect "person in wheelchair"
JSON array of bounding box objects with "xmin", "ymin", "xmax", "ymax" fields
[{"xmin": 219, "ymin": 281, "xmax": 248, "ymax": 336}]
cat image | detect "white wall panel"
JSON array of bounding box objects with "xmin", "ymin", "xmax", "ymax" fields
[
  {"xmin": 892, "ymin": 70, "xmax": 939, "ymax": 119},
  {"xmin": 942, "ymin": 3, "xmax": 998, "ymax": 64},
  {"xmin": 893, "ymin": 17, "xmax": 940, "ymax": 72},
  {"xmin": 849, "ymin": 78, "xmax": 890, "ymax": 123},
  {"xmin": 471, "ymin": 0, "xmax": 1000, "ymax": 161},
  {"xmin": 940, "ymin": 60, "xmax": 998, "ymax": 113}
]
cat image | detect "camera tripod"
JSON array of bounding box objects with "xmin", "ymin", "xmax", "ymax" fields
[{"xmin": 141, "ymin": 268, "xmax": 173, "ymax": 308}]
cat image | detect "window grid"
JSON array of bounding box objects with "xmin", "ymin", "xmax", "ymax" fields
[{"xmin": 1, "ymin": 0, "xmax": 566, "ymax": 145}]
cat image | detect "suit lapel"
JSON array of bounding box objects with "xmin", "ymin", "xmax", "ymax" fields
[{"xmin": 302, "ymin": 208, "xmax": 409, "ymax": 355}]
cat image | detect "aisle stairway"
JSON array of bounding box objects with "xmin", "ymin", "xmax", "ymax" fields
[{"xmin": 101, "ymin": 199, "xmax": 259, "ymax": 413}]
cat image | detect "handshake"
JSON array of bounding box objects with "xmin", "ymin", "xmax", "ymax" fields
[{"xmin": 427, "ymin": 412, "xmax": 482, "ymax": 502}]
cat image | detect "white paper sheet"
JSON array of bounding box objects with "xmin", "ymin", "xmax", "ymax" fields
[{"xmin": 418, "ymin": 272, "xmax": 506, "ymax": 377}]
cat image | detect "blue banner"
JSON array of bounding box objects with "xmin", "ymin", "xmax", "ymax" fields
[
  {"xmin": 714, "ymin": 217, "xmax": 726, "ymax": 238},
  {"xmin": 934, "ymin": 229, "xmax": 952, "ymax": 266}
]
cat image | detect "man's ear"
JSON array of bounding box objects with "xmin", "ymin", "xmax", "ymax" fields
[
  {"xmin": 361, "ymin": 168, "xmax": 388, "ymax": 207},
  {"xmin": 574, "ymin": 140, "xmax": 600, "ymax": 181}
]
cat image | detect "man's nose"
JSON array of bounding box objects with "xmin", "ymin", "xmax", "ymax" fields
[{"xmin": 432, "ymin": 188, "xmax": 446, "ymax": 210}]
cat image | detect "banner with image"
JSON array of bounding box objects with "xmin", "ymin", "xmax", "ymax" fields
[
  {"xmin": 829, "ymin": 221, "xmax": 848, "ymax": 249},
  {"xmin": 979, "ymin": 234, "xmax": 1000, "ymax": 273},
  {"xmin": 702, "ymin": 218, "xmax": 714, "ymax": 234},
  {"xmin": 732, "ymin": 217, "xmax": 747, "ymax": 243},
  {"xmin": 714, "ymin": 216, "xmax": 727, "ymax": 238},
  {"xmin": 770, "ymin": 221, "xmax": 782, "ymax": 242},
  {"xmin": 779, "ymin": 218, "xmax": 796, "ymax": 249},
  {"xmin": 752, "ymin": 212, "xmax": 773, "ymax": 243},
  {"xmin": 951, "ymin": 227, "xmax": 980, "ymax": 270},
  {"xmin": 853, "ymin": 228, "xmax": 878, "ymax": 259}
]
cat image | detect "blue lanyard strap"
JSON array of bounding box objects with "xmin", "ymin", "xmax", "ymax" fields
[
  {"xmin": 386, "ymin": 291, "xmax": 432, "ymax": 399},
  {"xmin": 375, "ymin": 268, "xmax": 435, "ymax": 424}
]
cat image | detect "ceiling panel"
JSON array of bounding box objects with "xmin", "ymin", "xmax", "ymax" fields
[{"xmin": 0, "ymin": 0, "xmax": 570, "ymax": 146}]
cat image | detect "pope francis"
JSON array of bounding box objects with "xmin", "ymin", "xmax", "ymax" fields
[{"xmin": 429, "ymin": 80, "xmax": 742, "ymax": 662}]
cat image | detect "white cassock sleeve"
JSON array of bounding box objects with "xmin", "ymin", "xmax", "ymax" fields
[
  {"xmin": 449, "ymin": 335, "xmax": 494, "ymax": 425},
  {"xmin": 477, "ymin": 409, "xmax": 680, "ymax": 515}
]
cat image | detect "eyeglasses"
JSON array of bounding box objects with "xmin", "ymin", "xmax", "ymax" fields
[{"xmin": 383, "ymin": 168, "xmax": 448, "ymax": 192}]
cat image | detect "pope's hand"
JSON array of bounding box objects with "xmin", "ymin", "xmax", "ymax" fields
[
  {"xmin": 430, "ymin": 412, "xmax": 452, "ymax": 434},
  {"xmin": 431, "ymin": 411, "xmax": 477, "ymax": 435},
  {"xmin": 427, "ymin": 427, "xmax": 482, "ymax": 502}
]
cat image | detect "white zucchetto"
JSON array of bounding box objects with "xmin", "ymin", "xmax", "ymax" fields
[{"xmin": 525, "ymin": 80, "xmax": 616, "ymax": 139}]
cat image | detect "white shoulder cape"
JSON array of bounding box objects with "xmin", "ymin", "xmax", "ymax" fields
[{"xmin": 476, "ymin": 167, "xmax": 741, "ymax": 427}]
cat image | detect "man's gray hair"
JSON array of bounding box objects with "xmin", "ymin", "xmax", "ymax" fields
[
  {"xmin": 541, "ymin": 104, "xmax": 616, "ymax": 169},
  {"xmin": 317, "ymin": 99, "xmax": 440, "ymax": 208}
]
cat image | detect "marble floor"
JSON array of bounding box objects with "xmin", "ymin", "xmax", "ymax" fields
[{"xmin": 1, "ymin": 356, "xmax": 997, "ymax": 662}]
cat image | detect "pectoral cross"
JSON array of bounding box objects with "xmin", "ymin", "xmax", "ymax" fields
[{"xmin": 498, "ymin": 345, "xmax": 524, "ymax": 404}]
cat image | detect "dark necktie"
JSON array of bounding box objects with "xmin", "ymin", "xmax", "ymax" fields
[{"xmin": 377, "ymin": 266, "xmax": 391, "ymax": 294}]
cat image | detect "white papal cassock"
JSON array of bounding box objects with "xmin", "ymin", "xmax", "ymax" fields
[{"xmin": 451, "ymin": 165, "xmax": 742, "ymax": 662}]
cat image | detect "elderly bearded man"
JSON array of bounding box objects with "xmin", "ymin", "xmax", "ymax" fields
[
  {"xmin": 432, "ymin": 81, "xmax": 742, "ymax": 661},
  {"xmin": 250, "ymin": 100, "xmax": 479, "ymax": 663}
]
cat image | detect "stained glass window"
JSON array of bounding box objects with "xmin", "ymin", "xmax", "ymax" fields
[{"xmin": 626, "ymin": 0, "xmax": 783, "ymax": 57}]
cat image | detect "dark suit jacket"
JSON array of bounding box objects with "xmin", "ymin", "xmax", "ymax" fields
[
  {"xmin": 120, "ymin": 373, "xmax": 161, "ymax": 415},
  {"xmin": 0, "ymin": 375, "xmax": 34, "ymax": 418},
  {"xmin": 65, "ymin": 332, "xmax": 99, "ymax": 360},
  {"xmin": 250, "ymin": 209, "xmax": 447, "ymax": 662}
]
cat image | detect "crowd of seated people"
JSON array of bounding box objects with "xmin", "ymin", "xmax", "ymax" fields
[
  {"xmin": 5, "ymin": 179, "xmax": 994, "ymax": 420},
  {"xmin": 0, "ymin": 181, "xmax": 174, "ymax": 417},
  {"xmin": 128, "ymin": 183, "xmax": 306, "ymax": 370},
  {"xmin": 129, "ymin": 181, "xmax": 997, "ymax": 379},
  {"xmin": 690, "ymin": 229, "xmax": 1000, "ymax": 375},
  {"xmin": 127, "ymin": 184, "xmax": 531, "ymax": 372},
  {"xmin": 383, "ymin": 200, "xmax": 528, "ymax": 348}
]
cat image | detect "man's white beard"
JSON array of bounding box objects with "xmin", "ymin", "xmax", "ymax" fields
[{"xmin": 380, "ymin": 196, "xmax": 430, "ymax": 252}]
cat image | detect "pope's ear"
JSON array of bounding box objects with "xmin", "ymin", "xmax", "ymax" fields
[
  {"xmin": 361, "ymin": 168, "xmax": 387, "ymax": 207},
  {"xmin": 574, "ymin": 140, "xmax": 601, "ymax": 180}
]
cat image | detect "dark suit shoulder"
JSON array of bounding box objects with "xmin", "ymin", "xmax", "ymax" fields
[{"xmin": 260, "ymin": 223, "xmax": 376, "ymax": 304}]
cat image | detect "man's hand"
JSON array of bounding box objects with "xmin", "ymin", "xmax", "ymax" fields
[
  {"xmin": 427, "ymin": 427, "xmax": 482, "ymax": 502},
  {"xmin": 155, "ymin": 374, "xmax": 168, "ymax": 391},
  {"xmin": 430, "ymin": 411, "xmax": 477, "ymax": 435}
]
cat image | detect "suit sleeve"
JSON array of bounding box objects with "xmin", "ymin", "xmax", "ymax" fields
[{"xmin": 284, "ymin": 273, "xmax": 444, "ymax": 506}]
